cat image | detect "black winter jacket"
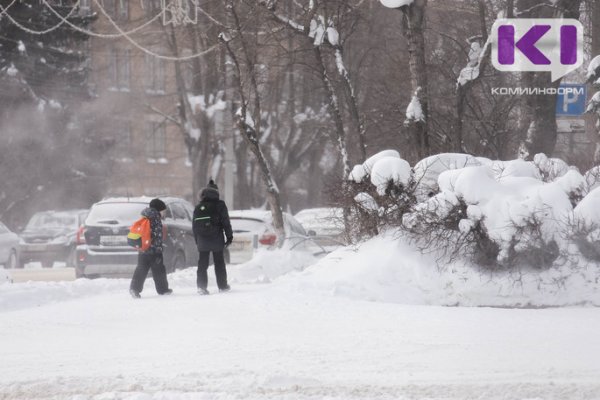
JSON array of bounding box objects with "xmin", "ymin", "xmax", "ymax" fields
[
  {"xmin": 141, "ymin": 207, "xmax": 163, "ymax": 254},
  {"xmin": 193, "ymin": 188, "xmax": 233, "ymax": 252}
]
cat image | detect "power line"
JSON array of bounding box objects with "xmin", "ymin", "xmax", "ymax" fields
[
  {"xmin": 0, "ymin": 0, "xmax": 80, "ymax": 35},
  {"xmin": 0, "ymin": 0, "xmax": 17, "ymax": 18},
  {"xmin": 1, "ymin": 0, "xmax": 218, "ymax": 60},
  {"xmin": 88, "ymin": 0, "xmax": 219, "ymax": 61},
  {"xmin": 40, "ymin": 0, "xmax": 165, "ymax": 38}
]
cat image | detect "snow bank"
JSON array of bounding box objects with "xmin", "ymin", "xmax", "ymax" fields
[
  {"xmin": 0, "ymin": 269, "xmax": 11, "ymax": 284},
  {"xmin": 282, "ymin": 231, "xmax": 600, "ymax": 307}
]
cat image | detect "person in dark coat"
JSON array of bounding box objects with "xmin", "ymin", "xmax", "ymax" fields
[
  {"xmin": 129, "ymin": 198, "xmax": 173, "ymax": 298},
  {"xmin": 193, "ymin": 180, "xmax": 233, "ymax": 295}
]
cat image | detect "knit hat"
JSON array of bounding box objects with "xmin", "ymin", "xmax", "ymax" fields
[
  {"xmin": 208, "ymin": 179, "xmax": 219, "ymax": 191},
  {"xmin": 149, "ymin": 198, "xmax": 167, "ymax": 212}
]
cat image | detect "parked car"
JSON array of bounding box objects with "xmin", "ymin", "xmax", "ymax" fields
[
  {"xmin": 0, "ymin": 221, "xmax": 20, "ymax": 269},
  {"xmin": 76, "ymin": 197, "xmax": 198, "ymax": 278},
  {"xmin": 228, "ymin": 210, "xmax": 312, "ymax": 264},
  {"xmin": 19, "ymin": 210, "xmax": 89, "ymax": 268},
  {"xmin": 294, "ymin": 207, "xmax": 345, "ymax": 249}
]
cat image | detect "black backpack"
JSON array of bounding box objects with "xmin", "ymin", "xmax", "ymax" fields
[{"xmin": 195, "ymin": 201, "xmax": 219, "ymax": 236}]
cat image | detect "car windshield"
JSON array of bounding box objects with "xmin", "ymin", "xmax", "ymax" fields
[
  {"xmin": 230, "ymin": 218, "xmax": 266, "ymax": 234},
  {"xmin": 86, "ymin": 203, "xmax": 147, "ymax": 225},
  {"xmin": 26, "ymin": 213, "xmax": 79, "ymax": 230}
]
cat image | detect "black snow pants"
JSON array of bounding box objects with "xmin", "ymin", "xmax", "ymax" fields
[
  {"xmin": 130, "ymin": 252, "xmax": 170, "ymax": 294},
  {"xmin": 197, "ymin": 251, "xmax": 228, "ymax": 290}
]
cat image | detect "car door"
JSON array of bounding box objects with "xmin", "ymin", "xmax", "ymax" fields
[{"xmin": 165, "ymin": 202, "xmax": 194, "ymax": 266}]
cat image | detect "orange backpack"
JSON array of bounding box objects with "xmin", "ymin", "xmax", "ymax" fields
[{"xmin": 127, "ymin": 217, "xmax": 152, "ymax": 251}]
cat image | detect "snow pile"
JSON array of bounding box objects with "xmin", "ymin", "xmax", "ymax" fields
[
  {"xmin": 187, "ymin": 93, "xmax": 226, "ymax": 118},
  {"xmin": 282, "ymin": 231, "xmax": 600, "ymax": 307},
  {"xmin": 346, "ymin": 149, "xmax": 600, "ymax": 270},
  {"xmin": 348, "ymin": 149, "xmax": 402, "ymax": 183},
  {"xmin": 457, "ymin": 40, "xmax": 483, "ymax": 87},
  {"xmin": 309, "ymin": 16, "xmax": 339, "ymax": 46},
  {"xmin": 231, "ymin": 248, "xmax": 318, "ymax": 283},
  {"xmin": 405, "ymin": 94, "xmax": 425, "ymax": 123},
  {"xmin": 413, "ymin": 153, "xmax": 481, "ymax": 200},
  {"xmin": 587, "ymin": 54, "xmax": 600, "ymax": 83},
  {"xmin": 434, "ymin": 165, "xmax": 573, "ymax": 263},
  {"xmin": 533, "ymin": 153, "xmax": 572, "ymax": 181},
  {"xmin": 0, "ymin": 269, "xmax": 11, "ymax": 284},
  {"xmin": 584, "ymin": 165, "xmax": 600, "ymax": 192}
]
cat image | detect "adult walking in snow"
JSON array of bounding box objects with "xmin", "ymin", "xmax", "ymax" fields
[
  {"xmin": 193, "ymin": 180, "xmax": 233, "ymax": 295},
  {"xmin": 129, "ymin": 198, "xmax": 173, "ymax": 298}
]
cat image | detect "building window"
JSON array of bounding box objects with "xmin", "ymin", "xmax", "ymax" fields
[
  {"xmin": 102, "ymin": 0, "xmax": 127, "ymax": 20},
  {"xmin": 146, "ymin": 121, "xmax": 167, "ymax": 161},
  {"xmin": 145, "ymin": 54, "xmax": 165, "ymax": 93},
  {"xmin": 118, "ymin": 49, "xmax": 130, "ymax": 90},
  {"xmin": 109, "ymin": 48, "xmax": 130, "ymax": 91},
  {"xmin": 102, "ymin": 0, "xmax": 115, "ymax": 16},
  {"xmin": 117, "ymin": 0, "xmax": 128, "ymax": 20},
  {"xmin": 116, "ymin": 120, "xmax": 132, "ymax": 161},
  {"xmin": 143, "ymin": 0, "xmax": 161, "ymax": 17},
  {"xmin": 80, "ymin": 0, "xmax": 91, "ymax": 14}
]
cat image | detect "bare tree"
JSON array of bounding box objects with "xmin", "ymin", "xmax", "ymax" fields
[
  {"xmin": 516, "ymin": 0, "xmax": 583, "ymax": 160},
  {"xmin": 385, "ymin": 0, "xmax": 430, "ymax": 158},
  {"xmin": 219, "ymin": 0, "xmax": 285, "ymax": 241}
]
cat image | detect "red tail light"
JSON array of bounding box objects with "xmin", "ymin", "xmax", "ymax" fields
[
  {"xmin": 76, "ymin": 225, "xmax": 86, "ymax": 245},
  {"xmin": 259, "ymin": 233, "xmax": 277, "ymax": 246}
]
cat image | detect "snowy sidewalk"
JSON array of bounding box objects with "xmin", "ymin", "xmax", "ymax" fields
[{"xmin": 1, "ymin": 272, "xmax": 600, "ymax": 400}]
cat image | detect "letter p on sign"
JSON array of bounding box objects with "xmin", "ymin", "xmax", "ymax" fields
[{"xmin": 491, "ymin": 19, "xmax": 583, "ymax": 82}]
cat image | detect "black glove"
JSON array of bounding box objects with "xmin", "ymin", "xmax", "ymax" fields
[{"xmin": 225, "ymin": 237, "xmax": 233, "ymax": 247}]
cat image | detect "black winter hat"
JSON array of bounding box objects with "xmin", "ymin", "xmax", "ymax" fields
[
  {"xmin": 208, "ymin": 179, "xmax": 219, "ymax": 191},
  {"xmin": 149, "ymin": 198, "xmax": 167, "ymax": 212}
]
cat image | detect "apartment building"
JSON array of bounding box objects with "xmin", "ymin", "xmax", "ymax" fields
[{"xmin": 86, "ymin": 0, "xmax": 193, "ymax": 200}]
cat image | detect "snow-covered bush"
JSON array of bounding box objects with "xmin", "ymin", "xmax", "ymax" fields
[
  {"xmin": 412, "ymin": 153, "xmax": 481, "ymax": 201},
  {"xmin": 571, "ymin": 187, "xmax": 600, "ymax": 261},
  {"xmin": 404, "ymin": 164, "xmax": 575, "ymax": 268},
  {"xmin": 342, "ymin": 151, "xmax": 415, "ymax": 241},
  {"xmin": 334, "ymin": 148, "xmax": 600, "ymax": 270}
]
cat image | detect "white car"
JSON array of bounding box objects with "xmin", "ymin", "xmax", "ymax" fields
[
  {"xmin": 0, "ymin": 221, "xmax": 20, "ymax": 269},
  {"xmin": 228, "ymin": 210, "xmax": 312, "ymax": 264},
  {"xmin": 294, "ymin": 208, "xmax": 345, "ymax": 249}
]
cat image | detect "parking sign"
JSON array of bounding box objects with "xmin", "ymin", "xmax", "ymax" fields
[{"xmin": 555, "ymin": 84, "xmax": 587, "ymax": 116}]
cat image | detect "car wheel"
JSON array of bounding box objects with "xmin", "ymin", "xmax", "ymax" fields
[
  {"xmin": 7, "ymin": 250, "xmax": 18, "ymax": 269},
  {"xmin": 172, "ymin": 251, "xmax": 185, "ymax": 273},
  {"xmin": 41, "ymin": 260, "xmax": 53, "ymax": 269}
]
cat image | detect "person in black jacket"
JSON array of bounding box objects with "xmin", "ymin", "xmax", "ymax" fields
[
  {"xmin": 129, "ymin": 198, "xmax": 173, "ymax": 298},
  {"xmin": 193, "ymin": 180, "xmax": 233, "ymax": 295}
]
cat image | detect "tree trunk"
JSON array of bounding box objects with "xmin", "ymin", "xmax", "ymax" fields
[
  {"xmin": 400, "ymin": 0, "xmax": 430, "ymax": 158},
  {"xmin": 314, "ymin": 46, "xmax": 352, "ymax": 177},
  {"xmin": 221, "ymin": 0, "xmax": 286, "ymax": 243},
  {"xmin": 516, "ymin": 0, "xmax": 582, "ymax": 160}
]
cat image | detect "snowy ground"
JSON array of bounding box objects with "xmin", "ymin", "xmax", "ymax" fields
[{"xmin": 1, "ymin": 240, "xmax": 600, "ymax": 399}]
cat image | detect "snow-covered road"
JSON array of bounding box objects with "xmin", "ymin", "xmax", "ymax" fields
[{"xmin": 1, "ymin": 269, "xmax": 599, "ymax": 400}]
